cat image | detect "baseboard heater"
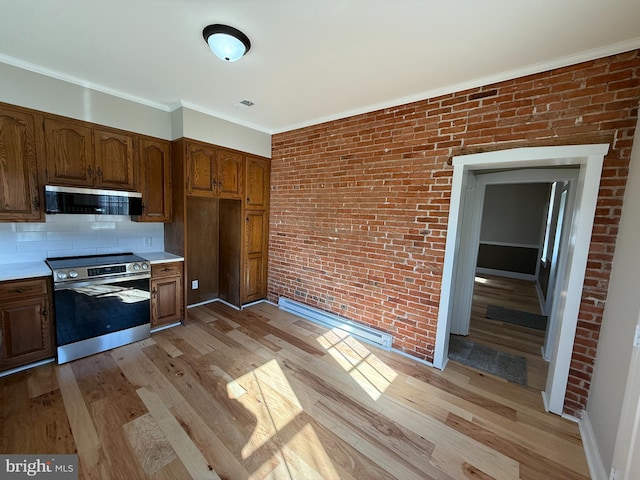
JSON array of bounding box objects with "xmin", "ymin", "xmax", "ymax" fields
[{"xmin": 278, "ymin": 297, "xmax": 393, "ymax": 350}]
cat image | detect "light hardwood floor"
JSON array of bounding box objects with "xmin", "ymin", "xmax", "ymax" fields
[
  {"xmin": 1, "ymin": 300, "xmax": 588, "ymax": 479},
  {"xmin": 452, "ymin": 274, "xmax": 549, "ymax": 390}
]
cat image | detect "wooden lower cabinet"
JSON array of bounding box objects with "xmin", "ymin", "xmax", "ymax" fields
[
  {"xmin": 151, "ymin": 262, "xmax": 184, "ymax": 329},
  {"xmin": 0, "ymin": 277, "xmax": 54, "ymax": 371},
  {"xmin": 242, "ymin": 210, "xmax": 269, "ymax": 304}
]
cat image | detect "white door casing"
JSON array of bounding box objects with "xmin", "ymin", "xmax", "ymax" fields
[{"xmin": 434, "ymin": 144, "xmax": 609, "ymax": 415}]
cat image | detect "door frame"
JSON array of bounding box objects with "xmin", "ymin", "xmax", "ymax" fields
[
  {"xmin": 448, "ymin": 168, "xmax": 579, "ymax": 339},
  {"xmin": 433, "ymin": 144, "xmax": 609, "ymax": 415}
]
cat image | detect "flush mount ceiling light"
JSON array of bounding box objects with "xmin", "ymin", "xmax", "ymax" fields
[{"xmin": 203, "ymin": 24, "xmax": 251, "ymax": 62}]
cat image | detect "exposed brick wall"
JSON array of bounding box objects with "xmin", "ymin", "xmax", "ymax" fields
[{"xmin": 269, "ymin": 49, "xmax": 640, "ymax": 416}]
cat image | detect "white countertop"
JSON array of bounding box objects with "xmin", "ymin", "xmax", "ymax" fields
[
  {"xmin": 140, "ymin": 252, "xmax": 184, "ymax": 264},
  {"xmin": 0, "ymin": 261, "xmax": 52, "ymax": 282}
]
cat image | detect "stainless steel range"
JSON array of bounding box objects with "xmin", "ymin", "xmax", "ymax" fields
[{"xmin": 46, "ymin": 253, "xmax": 151, "ymax": 364}]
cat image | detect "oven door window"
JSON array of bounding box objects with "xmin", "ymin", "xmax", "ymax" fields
[{"xmin": 54, "ymin": 277, "xmax": 150, "ymax": 346}]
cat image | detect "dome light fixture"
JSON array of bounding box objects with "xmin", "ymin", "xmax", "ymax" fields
[{"xmin": 203, "ymin": 24, "xmax": 251, "ymax": 62}]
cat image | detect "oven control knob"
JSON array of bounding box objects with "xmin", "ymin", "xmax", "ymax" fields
[
  {"xmin": 133, "ymin": 263, "xmax": 141, "ymax": 271},
  {"xmin": 141, "ymin": 263, "xmax": 149, "ymax": 270},
  {"xmin": 68, "ymin": 270, "xmax": 78, "ymax": 278},
  {"xmin": 57, "ymin": 271, "xmax": 68, "ymax": 280}
]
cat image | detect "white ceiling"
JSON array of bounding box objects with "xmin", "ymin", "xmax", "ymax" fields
[{"xmin": 1, "ymin": 0, "xmax": 639, "ymax": 134}]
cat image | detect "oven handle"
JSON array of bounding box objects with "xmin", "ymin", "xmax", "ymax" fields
[{"xmin": 53, "ymin": 273, "xmax": 150, "ymax": 291}]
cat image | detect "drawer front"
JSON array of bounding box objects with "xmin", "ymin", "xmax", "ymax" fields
[
  {"xmin": 151, "ymin": 262, "xmax": 183, "ymax": 278},
  {"xmin": 0, "ymin": 277, "xmax": 49, "ymax": 301}
]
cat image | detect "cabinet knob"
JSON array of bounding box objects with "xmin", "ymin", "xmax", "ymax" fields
[
  {"xmin": 152, "ymin": 288, "xmax": 157, "ymax": 298},
  {"xmin": 87, "ymin": 166, "xmax": 93, "ymax": 178},
  {"xmin": 32, "ymin": 197, "xmax": 40, "ymax": 210},
  {"xmin": 246, "ymin": 197, "xmax": 250, "ymax": 203},
  {"xmin": 42, "ymin": 308, "xmax": 48, "ymax": 317},
  {"xmin": 96, "ymin": 166, "xmax": 103, "ymax": 177}
]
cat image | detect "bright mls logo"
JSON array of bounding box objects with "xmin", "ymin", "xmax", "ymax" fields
[{"xmin": 1, "ymin": 455, "xmax": 78, "ymax": 479}]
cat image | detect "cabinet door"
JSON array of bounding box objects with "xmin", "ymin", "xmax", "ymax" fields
[
  {"xmin": 136, "ymin": 138, "xmax": 171, "ymax": 222},
  {"xmin": 243, "ymin": 210, "xmax": 268, "ymax": 303},
  {"xmin": 0, "ymin": 296, "xmax": 53, "ymax": 370},
  {"xmin": 151, "ymin": 275, "xmax": 183, "ymax": 328},
  {"xmin": 43, "ymin": 117, "xmax": 94, "ymax": 186},
  {"xmin": 186, "ymin": 142, "xmax": 217, "ymax": 196},
  {"xmin": 217, "ymin": 150, "xmax": 243, "ymax": 199},
  {"xmin": 94, "ymin": 129, "xmax": 135, "ymax": 190},
  {"xmin": 0, "ymin": 106, "xmax": 43, "ymax": 221},
  {"xmin": 245, "ymin": 156, "xmax": 270, "ymax": 209}
]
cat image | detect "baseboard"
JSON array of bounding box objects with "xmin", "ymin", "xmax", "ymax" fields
[
  {"xmin": 578, "ymin": 411, "xmax": 608, "ymax": 480},
  {"xmin": 475, "ymin": 267, "xmax": 537, "ymax": 281},
  {"xmin": 0, "ymin": 357, "xmax": 55, "ymax": 378},
  {"xmin": 390, "ymin": 347, "xmax": 435, "ymax": 368},
  {"xmin": 535, "ymin": 280, "xmax": 547, "ymax": 315}
]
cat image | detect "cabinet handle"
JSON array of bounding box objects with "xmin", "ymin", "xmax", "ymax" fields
[
  {"xmin": 218, "ymin": 181, "xmax": 222, "ymax": 187},
  {"xmin": 141, "ymin": 202, "xmax": 146, "ymax": 212},
  {"xmin": 87, "ymin": 166, "xmax": 93, "ymax": 178},
  {"xmin": 162, "ymin": 267, "xmax": 171, "ymax": 272},
  {"xmin": 96, "ymin": 166, "xmax": 103, "ymax": 178},
  {"xmin": 42, "ymin": 308, "xmax": 48, "ymax": 317},
  {"xmin": 152, "ymin": 288, "xmax": 157, "ymax": 298},
  {"xmin": 246, "ymin": 197, "xmax": 250, "ymax": 203},
  {"xmin": 32, "ymin": 197, "xmax": 40, "ymax": 210}
]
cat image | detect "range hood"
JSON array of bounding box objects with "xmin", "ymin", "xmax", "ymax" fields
[{"xmin": 45, "ymin": 185, "xmax": 143, "ymax": 216}]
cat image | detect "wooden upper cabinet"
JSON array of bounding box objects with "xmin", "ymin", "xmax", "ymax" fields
[
  {"xmin": 93, "ymin": 129, "xmax": 135, "ymax": 190},
  {"xmin": 245, "ymin": 156, "xmax": 270, "ymax": 209},
  {"xmin": 134, "ymin": 137, "xmax": 172, "ymax": 222},
  {"xmin": 43, "ymin": 117, "xmax": 93, "ymax": 186},
  {"xmin": 217, "ymin": 149, "xmax": 243, "ymax": 199},
  {"xmin": 186, "ymin": 141, "xmax": 217, "ymax": 196},
  {"xmin": 0, "ymin": 105, "xmax": 43, "ymax": 221},
  {"xmin": 43, "ymin": 117, "xmax": 135, "ymax": 190}
]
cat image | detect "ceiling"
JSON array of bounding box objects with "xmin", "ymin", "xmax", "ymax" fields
[{"xmin": 0, "ymin": 0, "xmax": 639, "ymax": 134}]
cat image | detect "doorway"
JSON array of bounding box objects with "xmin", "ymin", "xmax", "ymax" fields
[{"xmin": 433, "ymin": 144, "xmax": 609, "ymax": 415}]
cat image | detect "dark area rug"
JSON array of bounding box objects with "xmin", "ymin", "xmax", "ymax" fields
[
  {"xmin": 448, "ymin": 336, "xmax": 527, "ymax": 385},
  {"xmin": 486, "ymin": 304, "xmax": 548, "ymax": 331}
]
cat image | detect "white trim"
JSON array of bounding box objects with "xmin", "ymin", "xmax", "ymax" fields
[
  {"xmin": 0, "ymin": 54, "xmax": 171, "ymax": 112},
  {"xmin": 4, "ymin": 36, "xmax": 639, "ymax": 136},
  {"xmin": 272, "ymin": 39, "xmax": 640, "ymax": 134},
  {"xmin": 150, "ymin": 321, "xmax": 182, "ymax": 333},
  {"xmin": 476, "ymin": 267, "xmax": 537, "ymax": 282},
  {"xmin": 479, "ymin": 240, "xmax": 541, "ymax": 249},
  {"xmin": 186, "ymin": 298, "xmax": 219, "ymax": 308},
  {"xmin": 174, "ymin": 100, "xmax": 271, "ymax": 135},
  {"xmin": 390, "ymin": 348, "xmax": 435, "ymax": 368},
  {"xmin": 579, "ymin": 412, "xmax": 608, "ymax": 480},
  {"xmin": 0, "ymin": 357, "xmax": 55, "ymax": 377},
  {"xmin": 435, "ymin": 144, "xmax": 609, "ymax": 417}
]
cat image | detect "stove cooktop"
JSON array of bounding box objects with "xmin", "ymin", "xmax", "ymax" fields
[{"xmin": 46, "ymin": 252, "xmax": 146, "ymax": 269}]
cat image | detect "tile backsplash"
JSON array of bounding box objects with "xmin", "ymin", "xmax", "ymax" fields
[{"xmin": 0, "ymin": 214, "xmax": 165, "ymax": 264}]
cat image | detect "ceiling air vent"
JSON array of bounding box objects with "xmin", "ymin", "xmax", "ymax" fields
[{"xmin": 234, "ymin": 99, "xmax": 255, "ymax": 109}]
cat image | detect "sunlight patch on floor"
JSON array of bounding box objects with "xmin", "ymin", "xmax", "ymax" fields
[
  {"xmin": 227, "ymin": 359, "xmax": 339, "ymax": 479},
  {"xmin": 317, "ymin": 328, "xmax": 397, "ymax": 401}
]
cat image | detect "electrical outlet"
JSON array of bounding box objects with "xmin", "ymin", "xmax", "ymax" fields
[
  {"xmin": 192, "ymin": 280, "xmax": 199, "ymax": 289},
  {"xmin": 634, "ymin": 325, "xmax": 640, "ymax": 347},
  {"xmin": 143, "ymin": 237, "xmax": 152, "ymax": 247}
]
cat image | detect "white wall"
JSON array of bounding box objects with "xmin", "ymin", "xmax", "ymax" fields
[
  {"xmin": 0, "ymin": 215, "xmax": 164, "ymax": 264},
  {"xmin": 179, "ymin": 106, "xmax": 271, "ymax": 158},
  {"xmin": 587, "ymin": 118, "xmax": 640, "ymax": 475},
  {"xmin": 0, "ymin": 62, "xmax": 171, "ymax": 139},
  {"xmin": 0, "ymin": 61, "xmax": 272, "ymax": 157},
  {"xmin": 480, "ymin": 183, "xmax": 550, "ymax": 245}
]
